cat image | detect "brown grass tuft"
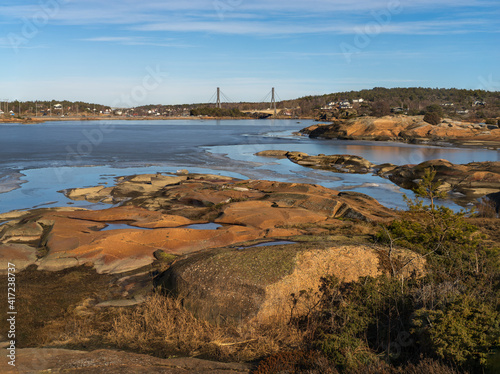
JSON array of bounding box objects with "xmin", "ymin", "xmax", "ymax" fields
[
  {"xmin": 46, "ymin": 292, "xmax": 304, "ymax": 362},
  {"xmin": 475, "ymin": 197, "xmax": 498, "ymax": 218}
]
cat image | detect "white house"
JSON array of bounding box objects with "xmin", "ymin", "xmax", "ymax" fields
[{"xmin": 54, "ymin": 103, "xmax": 63, "ymax": 110}]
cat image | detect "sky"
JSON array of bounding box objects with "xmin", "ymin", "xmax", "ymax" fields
[{"xmin": 0, "ymin": 0, "xmax": 499, "ymax": 107}]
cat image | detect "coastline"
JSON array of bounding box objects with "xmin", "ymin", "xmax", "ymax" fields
[{"xmin": 0, "ymin": 115, "xmax": 313, "ymax": 124}]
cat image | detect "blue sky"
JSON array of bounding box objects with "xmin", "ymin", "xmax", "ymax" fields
[{"xmin": 0, "ymin": 0, "xmax": 499, "ymax": 106}]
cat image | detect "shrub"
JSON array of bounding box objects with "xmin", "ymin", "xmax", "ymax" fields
[
  {"xmin": 309, "ymin": 276, "xmax": 415, "ymax": 371},
  {"xmin": 411, "ymin": 299, "xmax": 500, "ymax": 370},
  {"xmin": 424, "ymin": 111, "xmax": 442, "ymax": 125}
]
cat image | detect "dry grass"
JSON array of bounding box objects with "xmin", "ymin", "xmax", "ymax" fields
[
  {"xmin": 475, "ymin": 197, "xmax": 498, "ymax": 218},
  {"xmin": 45, "ymin": 292, "xmax": 304, "ymax": 362},
  {"xmin": 106, "ymin": 292, "xmax": 304, "ymax": 361}
]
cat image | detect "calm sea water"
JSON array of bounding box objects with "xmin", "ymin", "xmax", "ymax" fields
[{"xmin": 0, "ymin": 119, "xmax": 498, "ymax": 213}]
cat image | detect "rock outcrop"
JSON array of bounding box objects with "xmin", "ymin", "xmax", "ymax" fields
[
  {"xmin": 384, "ymin": 159, "xmax": 500, "ymax": 200},
  {"xmin": 1, "ymin": 174, "xmax": 396, "ymax": 275},
  {"xmin": 301, "ymin": 116, "xmax": 500, "ymax": 148},
  {"xmin": 256, "ymin": 151, "xmax": 500, "ymax": 204}
]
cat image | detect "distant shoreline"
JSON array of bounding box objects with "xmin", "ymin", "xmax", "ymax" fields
[{"xmin": 0, "ymin": 115, "xmax": 312, "ymax": 124}]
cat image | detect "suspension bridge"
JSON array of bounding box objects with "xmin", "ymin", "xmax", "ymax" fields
[{"xmin": 206, "ymin": 87, "xmax": 283, "ymax": 117}]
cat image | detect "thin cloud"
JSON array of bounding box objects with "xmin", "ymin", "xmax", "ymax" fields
[
  {"xmin": 133, "ymin": 17, "xmax": 495, "ymax": 36},
  {"xmin": 79, "ymin": 36, "xmax": 192, "ymax": 47},
  {"xmin": 1, "ymin": 0, "xmax": 497, "ymax": 28}
]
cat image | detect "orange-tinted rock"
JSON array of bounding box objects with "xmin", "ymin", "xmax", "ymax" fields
[
  {"xmin": 63, "ymin": 206, "xmax": 194, "ymax": 228},
  {"xmin": 387, "ymin": 159, "xmax": 500, "ymax": 198},
  {"xmin": 0, "ymin": 221, "xmax": 44, "ymax": 244},
  {"xmin": 4, "ymin": 174, "xmax": 397, "ymax": 274},
  {"xmin": 215, "ymin": 200, "xmax": 328, "ymax": 229},
  {"xmin": 237, "ymin": 180, "xmax": 395, "ymax": 222},
  {"xmin": 0, "ymin": 243, "xmax": 38, "ymax": 273},
  {"xmin": 37, "ymin": 213, "xmax": 263, "ymax": 273},
  {"xmin": 303, "ymin": 115, "xmax": 500, "ymax": 147}
]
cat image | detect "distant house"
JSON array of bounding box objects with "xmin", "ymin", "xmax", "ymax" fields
[
  {"xmin": 441, "ymin": 102, "xmax": 454, "ymax": 107},
  {"xmin": 473, "ymin": 100, "xmax": 486, "ymax": 106},
  {"xmin": 352, "ymin": 98, "xmax": 364, "ymax": 103},
  {"xmin": 456, "ymin": 110, "xmax": 469, "ymax": 115},
  {"xmin": 54, "ymin": 103, "xmax": 63, "ymax": 110},
  {"xmin": 391, "ymin": 107, "xmax": 404, "ymax": 113},
  {"xmin": 0, "ymin": 110, "xmax": 4, "ymax": 115}
]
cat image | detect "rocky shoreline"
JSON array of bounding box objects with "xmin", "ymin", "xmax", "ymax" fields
[
  {"xmin": 256, "ymin": 150, "xmax": 500, "ymax": 208},
  {"xmin": 301, "ymin": 115, "xmax": 500, "ymax": 149},
  {"xmin": 0, "ymin": 172, "xmax": 398, "ymax": 276}
]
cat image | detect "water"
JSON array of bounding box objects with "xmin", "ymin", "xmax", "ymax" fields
[
  {"xmin": 0, "ymin": 119, "xmax": 498, "ymax": 213},
  {"xmin": 239, "ymin": 241, "xmax": 297, "ymax": 249},
  {"xmin": 185, "ymin": 223, "xmax": 223, "ymax": 230},
  {"xmin": 100, "ymin": 223, "xmax": 153, "ymax": 231}
]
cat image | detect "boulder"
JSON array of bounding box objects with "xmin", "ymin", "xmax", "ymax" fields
[{"xmin": 156, "ymin": 243, "xmax": 424, "ymax": 324}]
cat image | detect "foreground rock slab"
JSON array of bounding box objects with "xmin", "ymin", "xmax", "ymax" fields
[
  {"xmin": 1, "ymin": 174, "xmax": 396, "ymax": 275},
  {"xmin": 5, "ymin": 348, "xmax": 251, "ymax": 373}
]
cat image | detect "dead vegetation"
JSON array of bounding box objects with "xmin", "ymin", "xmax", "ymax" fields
[{"xmin": 33, "ymin": 292, "xmax": 304, "ymax": 363}]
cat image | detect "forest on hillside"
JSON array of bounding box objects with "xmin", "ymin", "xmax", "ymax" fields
[
  {"xmin": 3, "ymin": 87, "xmax": 499, "ymax": 120},
  {"xmin": 148, "ymin": 87, "xmax": 500, "ymax": 120},
  {"xmin": 282, "ymin": 87, "xmax": 500, "ymax": 119}
]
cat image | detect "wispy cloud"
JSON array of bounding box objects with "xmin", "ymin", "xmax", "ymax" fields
[
  {"xmin": 1, "ymin": 0, "xmax": 497, "ymax": 36},
  {"xmin": 133, "ymin": 18, "xmax": 495, "ymax": 36},
  {"xmin": 79, "ymin": 36, "xmax": 192, "ymax": 47}
]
